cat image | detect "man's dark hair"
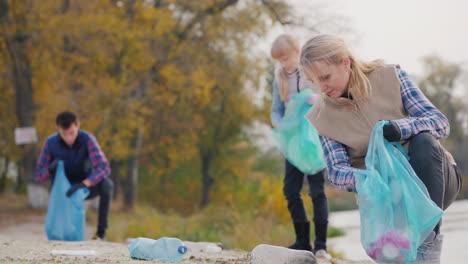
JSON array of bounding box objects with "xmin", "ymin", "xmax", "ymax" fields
[{"xmin": 56, "ymin": 111, "xmax": 78, "ymax": 129}]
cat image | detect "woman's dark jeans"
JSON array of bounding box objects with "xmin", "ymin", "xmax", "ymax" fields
[{"xmin": 408, "ymin": 133, "xmax": 462, "ymax": 233}]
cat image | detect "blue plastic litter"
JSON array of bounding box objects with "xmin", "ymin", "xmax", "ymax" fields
[
  {"xmin": 355, "ymin": 121, "xmax": 443, "ymax": 263},
  {"xmin": 45, "ymin": 160, "xmax": 89, "ymax": 241},
  {"xmin": 128, "ymin": 237, "xmax": 188, "ymax": 262}
]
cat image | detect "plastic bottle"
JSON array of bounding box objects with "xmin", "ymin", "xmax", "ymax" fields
[{"xmin": 128, "ymin": 237, "xmax": 188, "ymax": 262}]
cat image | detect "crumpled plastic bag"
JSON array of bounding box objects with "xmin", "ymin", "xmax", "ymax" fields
[
  {"xmin": 272, "ymin": 89, "xmax": 326, "ymax": 174},
  {"xmin": 355, "ymin": 121, "xmax": 443, "ymax": 263},
  {"xmin": 45, "ymin": 160, "xmax": 89, "ymax": 241}
]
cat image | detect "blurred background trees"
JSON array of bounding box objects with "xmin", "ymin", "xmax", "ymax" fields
[
  {"xmin": 418, "ymin": 55, "xmax": 468, "ymax": 197},
  {"xmin": 0, "ymin": 0, "xmax": 295, "ymax": 210}
]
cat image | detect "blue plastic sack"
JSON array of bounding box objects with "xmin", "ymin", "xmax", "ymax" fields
[
  {"xmin": 128, "ymin": 237, "xmax": 188, "ymax": 262},
  {"xmin": 355, "ymin": 121, "xmax": 443, "ymax": 263},
  {"xmin": 272, "ymin": 89, "xmax": 326, "ymax": 174},
  {"xmin": 45, "ymin": 160, "xmax": 89, "ymax": 241}
]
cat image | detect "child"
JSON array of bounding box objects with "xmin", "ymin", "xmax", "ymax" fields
[{"xmin": 270, "ymin": 34, "xmax": 330, "ymax": 259}]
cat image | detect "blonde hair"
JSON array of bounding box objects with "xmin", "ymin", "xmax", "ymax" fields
[
  {"xmin": 270, "ymin": 34, "xmax": 300, "ymax": 101},
  {"xmin": 300, "ymin": 34, "xmax": 383, "ymax": 104}
]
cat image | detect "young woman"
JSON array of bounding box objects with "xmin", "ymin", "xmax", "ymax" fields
[
  {"xmin": 300, "ymin": 34, "xmax": 462, "ymax": 262},
  {"xmin": 270, "ymin": 34, "xmax": 330, "ymax": 259}
]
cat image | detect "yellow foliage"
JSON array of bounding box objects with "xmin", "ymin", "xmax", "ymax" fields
[{"xmin": 0, "ymin": 0, "xmax": 299, "ymax": 213}]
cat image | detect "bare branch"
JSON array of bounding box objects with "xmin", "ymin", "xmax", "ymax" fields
[
  {"xmin": 176, "ymin": 0, "xmax": 239, "ymax": 42},
  {"xmin": 260, "ymin": 0, "xmax": 293, "ymax": 25}
]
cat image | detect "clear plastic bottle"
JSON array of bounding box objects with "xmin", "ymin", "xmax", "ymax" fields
[{"xmin": 128, "ymin": 237, "xmax": 188, "ymax": 262}]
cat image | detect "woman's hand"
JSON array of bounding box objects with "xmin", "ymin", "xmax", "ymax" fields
[
  {"xmin": 383, "ymin": 121, "xmax": 401, "ymax": 142},
  {"xmin": 307, "ymin": 94, "xmax": 320, "ymax": 105}
]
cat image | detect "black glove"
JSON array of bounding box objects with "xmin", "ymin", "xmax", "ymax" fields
[
  {"xmin": 66, "ymin": 182, "xmax": 87, "ymax": 197},
  {"xmin": 383, "ymin": 121, "xmax": 401, "ymax": 142},
  {"xmin": 48, "ymin": 159, "xmax": 59, "ymax": 175}
]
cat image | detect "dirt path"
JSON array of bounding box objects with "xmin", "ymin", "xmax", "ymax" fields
[{"xmin": 0, "ymin": 212, "xmax": 369, "ymax": 264}]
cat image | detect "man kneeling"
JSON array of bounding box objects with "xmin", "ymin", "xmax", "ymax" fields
[{"xmin": 36, "ymin": 111, "xmax": 113, "ymax": 240}]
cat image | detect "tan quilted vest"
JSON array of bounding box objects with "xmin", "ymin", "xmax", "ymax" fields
[{"xmin": 306, "ymin": 65, "xmax": 455, "ymax": 168}]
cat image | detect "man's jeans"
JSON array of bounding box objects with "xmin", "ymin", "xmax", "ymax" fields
[{"xmin": 86, "ymin": 177, "xmax": 113, "ymax": 233}]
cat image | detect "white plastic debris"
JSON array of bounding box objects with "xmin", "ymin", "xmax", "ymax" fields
[
  {"xmin": 50, "ymin": 250, "xmax": 96, "ymax": 256},
  {"xmin": 183, "ymin": 241, "xmax": 223, "ymax": 253}
]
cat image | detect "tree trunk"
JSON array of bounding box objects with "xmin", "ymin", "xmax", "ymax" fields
[
  {"xmin": 0, "ymin": 157, "xmax": 9, "ymax": 194},
  {"xmin": 4, "ymin": 32, "xmax": 37, "ymax": 195},
  {"xmin": 124, "ymin": 126, "xmax": 143, "ymax": 209},
  {"xmin": 17, "ymin": 145, "xmax": 36, "ymax": 193},
  {"xmin": 110, "ymin": 159, "xmax": 123, "ymax": 200},
  {"xmin": 200, "ymin": 153, "xmax": 214, "ymax": 208}
]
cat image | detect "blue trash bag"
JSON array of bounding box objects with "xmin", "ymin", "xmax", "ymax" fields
[
  {"xmin": 272, "ymin": 89, "xmax": 326, "ymax": 174},
  {"xmin": 354, "ymin": 121, "xmax": 443, "ymax": 263},
  {"xmin": 128, "ymin": 237, "xmax": 188, "ymax": 262},
  {"xmin": 45, "ymin": 160, "xmax": 89, "ymax": 241}
]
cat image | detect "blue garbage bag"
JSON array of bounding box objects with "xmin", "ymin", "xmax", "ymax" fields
[
  {"xmin": 45, "ymin": 160, "xmax": 89, "ymax": 241},
  {"xmin": 355, "ymin": 121, "xmax": 443, "ymax": 263},
  {"xmin": 272, "ymin": 89, "xmax": 326, "ymax": 174}
]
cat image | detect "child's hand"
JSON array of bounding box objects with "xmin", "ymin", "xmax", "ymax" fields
[{"xmin": 307, "ymin": 94, "xmax": 320, "ymax": 105}]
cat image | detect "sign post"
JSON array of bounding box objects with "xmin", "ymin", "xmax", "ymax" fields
[{"xmin": 14, "ymin": 127, "xmax": 38, "ymax": 145}]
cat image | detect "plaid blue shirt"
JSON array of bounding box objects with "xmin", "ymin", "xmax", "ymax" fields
[
  {"xmin": 36, "ymin": 130, "xmax": 110, "ymax": 186},
  {"xmin": 321, "ymin": 68, "xmax": 450, "ymax": 192}
]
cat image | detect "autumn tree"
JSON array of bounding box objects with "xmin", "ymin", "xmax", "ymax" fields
[
  {"xmin": 0, "ymin": 0, "xmax": 39, "ymax": 195},
  {"xmin": 418, "ymin": 55, "xmax": 467, "ymax": 169},
  {"xmin": 0, "ymin": 0, "xmax": 318, "ymax": 210}
]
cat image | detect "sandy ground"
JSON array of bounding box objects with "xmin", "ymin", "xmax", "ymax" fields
[
  {"xmin": 0, "ymin": 217, "xmax": 249, "ymax": 264},
  {"xmin": 0, "ymin": 213, "xmax": 370, "ymax": 264}
]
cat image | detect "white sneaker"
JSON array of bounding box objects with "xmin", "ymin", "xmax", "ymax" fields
[
  {"xmin": 315, "ymin": 249, "xmax": 331, "ymax": 260},
  {"xmin": 413, "ymin": 231, "xmax": 443, "ymax": 264},
  {"xmin": 250, "ymin": 244, "xmax": 316, "ymax": 264}
]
